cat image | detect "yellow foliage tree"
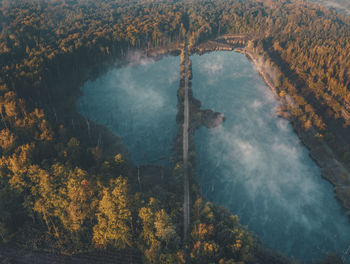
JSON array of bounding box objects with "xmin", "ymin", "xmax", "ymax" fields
[{"xmin": 93, "ymin": 176, "xmax": 132, "ymax": 249}]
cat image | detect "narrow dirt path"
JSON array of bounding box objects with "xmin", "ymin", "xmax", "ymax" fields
[{"xmin": 182, "ymin": 39, "xmax": 190, "ymax": 257}]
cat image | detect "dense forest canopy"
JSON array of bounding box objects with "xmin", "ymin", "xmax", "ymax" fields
[{"xmin": 0, "ymin": 0, "xmax": 349, "ymax": 263}]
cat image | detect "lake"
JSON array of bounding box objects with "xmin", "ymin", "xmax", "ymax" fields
[
  {"xmin": 77, "ymin": 50, "xmax": 350, "ymax": 262},
  {"xmin": 77, "ymin": 54, "xmax": 179, "ymax": 166},
  {"xmin": 192, "ymin": 51, "xmax": 350, "ymax": 262}
]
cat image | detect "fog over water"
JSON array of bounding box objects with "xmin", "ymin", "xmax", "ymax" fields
[
  {"xmin": 192, "ymin": 52, "xmax": 350, "ymax": 262},
  {"xmin": 77, "ymin": 50, "xmax": 350, "ymax": 262},
  {"xmin": 312, "ymin": 0, "xmax": 350, "ymax": 15},
  {"xmin": 77, "ymin": 54, "xmax": 179, "ymax": 166}
]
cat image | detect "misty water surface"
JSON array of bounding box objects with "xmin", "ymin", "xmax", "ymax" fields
[
  {"xmin": 311, "ymin": 0, "xmax": 350, "ymax": 15},
  {"xmin": 77, "ymin": 50, "xmax": 350, "ymax": 262},
  {"xmin": 193, "ymin": 51, "xmax": 350, "ymax": 262},
  {"xmin": 77, "ymin": 54, "xmax": 179, "ymax": 166}
]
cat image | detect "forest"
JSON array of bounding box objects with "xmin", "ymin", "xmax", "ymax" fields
[{"xmin": 0, "ymin": 0, "xmax": 349, "ymax": 263}]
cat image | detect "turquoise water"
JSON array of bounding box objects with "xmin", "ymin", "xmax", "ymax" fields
[
  {"xmin": 77, "ymin": 54, "xmax": 179, "ymax": 166},
  {"xmin": 77, "ymin": 51, "xmax": 350, "ymax": 262},
  {"xmin": 192, "ymin": 51, "xmax": 350, "ymax": 262}
]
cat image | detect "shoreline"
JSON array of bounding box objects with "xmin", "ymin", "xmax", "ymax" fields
[
  {"xmin": 136, "ymin": 39, "xmax": 350, "ymax": 216},
  {"xmin": 72, "ymin": 38, "xmax": 350, "ymax": 214},
  {"xmin": 244, "ymin": 49, "xmax": 350, "ymax": 212},
  {"xmin": 69, "ymin": 44, "xmax": 183, "ymax": 162},
  {"xmin": 193, "ymin": 41, "xmax": 350, "ymax": 214}
]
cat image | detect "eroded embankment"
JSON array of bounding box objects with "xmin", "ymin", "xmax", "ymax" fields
[{"xmin": 193, "ymin": 35, "xmax": 350, "ymax": 216}]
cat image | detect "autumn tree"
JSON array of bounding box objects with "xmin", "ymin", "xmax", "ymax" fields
[
  {"xmin": 93, "ymin": 176, "xmax": 133, "ymax": 249},
  {"xmin": 138, "ymin": 197, "xmax": 181, "ymax": 263}
]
